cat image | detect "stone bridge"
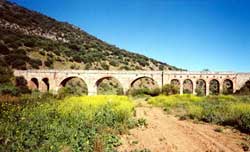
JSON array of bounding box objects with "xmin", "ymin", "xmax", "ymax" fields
[{"xmin": 14, "ymin": 70, "xmax": 250, "ymax": 95}]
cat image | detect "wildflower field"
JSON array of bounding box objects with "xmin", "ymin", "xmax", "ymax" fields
[
  {"xmin": 0, "ymin": 95, "xmax": 135, "ymax": 152},
  {"xmin": 149, "ymin": 94, "xmax": 250, "ymax": 132}
]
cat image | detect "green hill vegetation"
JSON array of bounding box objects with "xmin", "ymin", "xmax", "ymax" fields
[{"xmin": 0, "ymin": 0, "xmax": 180, "ymax": 71}]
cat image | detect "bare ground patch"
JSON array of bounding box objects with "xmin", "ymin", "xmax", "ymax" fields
[{"xmin": 117, "ymin": 103, "xmax": 250, "ymax": 152}]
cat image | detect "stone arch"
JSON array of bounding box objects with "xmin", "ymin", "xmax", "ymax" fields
[
  {"xmin": 196, "ymin": 79, "xmax": 206, "ymax": 96},
  {"xmin": 128, "ymin": 76, "xmax": 159, "ymax": 95},
  {"xmin": 183, "ymin": 79, "xmax": 193, "ymax": 94},
  {"xmin": 223, "ymin": 79, "xmax": 233, "ymax": 94},
  {"xmin": 40, "ymin": 78, "xmax": 49, "ymax": 92},
  {"xmin": 29, "ymin": 78, "xmax": 39, "ymax": 90},
  {"xmin": 170, "ymin": 79, "xmax": 180, "ymax": 94},
  {"xmin": 59, "ymin": 76, "xmax": 88, "ymax": 95},
  {"xmin": 209, "ymin": 79, "xmax": 220, "ymax": 95},
  {"xmin": 130, "ymin": 76, "xmax": 159, "ymax": 89},
  {"xmin": 96, "ymin": 76, "xmax": 123, "ymax": 95},
  {"xmin": 171, "ymin": 79, "xmax": 180, "ymax": 87}
]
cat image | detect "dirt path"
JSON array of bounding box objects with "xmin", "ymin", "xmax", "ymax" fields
[{"xmin": 117, "ymin": 104, "xmax": 250, "ymax": 152}]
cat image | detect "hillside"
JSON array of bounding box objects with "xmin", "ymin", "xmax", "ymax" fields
[{"xmin": 0, "ymin": 0, "xmax": 181, "ymax": 71}]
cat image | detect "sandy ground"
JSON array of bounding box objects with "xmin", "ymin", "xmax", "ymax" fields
[{"xmin": 117, "ymin": 103, "xmax": 250, "ymax": 152}]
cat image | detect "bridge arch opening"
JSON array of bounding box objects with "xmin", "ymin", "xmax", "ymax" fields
[
  {"xmin": 128, "ymin": 76, "xmax": 160, "ymax": 96},
  {"xmin": 196, "ymin": 79, "xmax": 206, "ymax": 96},
  {"xmin": 96, "ymin": 77, "xmax": 123, "ymax": 95},
  {"xmin": 29, "ymin": 78, "xmax": 39, "ymax": 90},
  {"xmin": 59, "ymin": 77, "xmax": 88, "ymax": 95},
  {"xmin": 40, "ymin": 78, "xmax": 49, "ymax": 92},
  {"xmin": 170, "ymin": 79, "xmax": 180, "ymax": 94},
  {"xmin": 223, "ymin": 79, "xmax": 233, "ymax": 94},
  {"xmin": 209, "ymin": 79, "xmax": 220, "ymax": 95},
  {"xmin": 183, "ymin": 79, "xmax": 193, "ymax": 94}
]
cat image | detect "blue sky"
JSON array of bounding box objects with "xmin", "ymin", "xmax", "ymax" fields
[{"xmin": 10, "ymin": 0, "xmax": 250, "ymax": 72}]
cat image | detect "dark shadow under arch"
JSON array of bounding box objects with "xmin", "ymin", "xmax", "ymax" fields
[
  {"xmin": 209, "ymin": 79, "xmax": 220, "ymax": 95},
  {"xmin": 41, "ymin": 78, "xmax": 49, "ymax": 91},
  {"xmin": 196, "ymin": 79, "xmax": 206, "ymax": 96},
  {"xmin": 223, "ymin": 79, "xmax": 233, "ymax": 94},
  {"xmin": 183, "ymin": 79, "xmax": 193, "ymax": 94},
  {"xmin": 29, "ymin": 78, "xmax": 39, "ymax": 90}
]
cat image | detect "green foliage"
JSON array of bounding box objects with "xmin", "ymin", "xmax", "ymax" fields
[
  {"xmin": 57, "ymin": 78, "xmax": 88, "ymax": 99},
  {"xmin": 148, "ymin": 95, "xmax": 250, "ymax": 133},
  {"xmin": 127, "ymin": 87, "xmax": 160, "ymax": 97},
  {"xmin": 162, "ymin": 84, "xmax": 179, "ymax": 95},
  {"xmin": 101, "ymin": 62, "xmax": 109, "ymax": 70},
  {"xmin": 236, "ymin": 80, "xmax": 250, "ymax": 95},
  {"xmin": 209, "ymin": 80, "xmax": 220, "ymax": 95},
  {"xmin": 15, "ymin": 76, "xmax": 31, "ymax": 94},
  {"xmin": 110, "ymin": 60, "xmax": 118, "ymax": 67},
  {"xmin": 44, "ymin": 58, "xmax": 53, "ymax": 68},
  {"xmin": 195, "ymin": 87, "xmax": 205, "ymax": 96},
  {"xmin": 29, "ymin": 58, "xmax": 42, "ymax": 69},
  {"xmin": 97, "ymin": 79, "xmax": 123, "ymax": 95},
  {"xmin": 130, "ymin": 148, "xmax": 151, "ymax": 152},
  {"xmin": 0, "ymin": 61, "xmax": 13, "ymax": 84},
  {"xmin": 0, "ymin": 83, "xmax": 20, "ymax": 96},
  {"xmin": 0, "ymin": 95, "xmax": 135, "ymax": 151}
]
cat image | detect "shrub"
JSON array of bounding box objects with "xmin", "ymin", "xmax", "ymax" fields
[
  {"xmin": 162, "ymin": 84, "xmax": 179, "ymax": 95},
  {"xmin": 44, "ymin": 58, "xmax": 53, "ymax": 67},
  {"xmin": 195, "ymin": 87, "xmax": 205, "ymax": 96},
  {"xmin": 15, "ymin": 76, "xmax": 30, "ymax": 94},
  {"xmin": 29, "ymin": 59, "xmax": 42, "ymax": 69},
  {"xmin": 101, "ymin": 62, "xmax": 109, "ymax": 70},
  {"xmin": 0, "ymin": 83, "xmax": 20, "ymax": 96},
  {"xmin": 97, "ymin": 79, "xmax": 123, "ymax": 95},
  {"xmin": 127, "ymin": 87, "xmax": 160, "ymax": 97},
  {"xmin": 110, "ymin": 60, "xmax": 118, "ymax": 66},
  {"xmin": 0, "ymin": 63, "xmax": 13, "ymax": 84},
  {"xmin": 236, "ymin": 80, "xmax": 250, "ymax": 95},
  {"xmin": 4, "ymin": 54, "xmax": 29, "ymax": 69},
  {"xmin": 0, "ymin": 95, "xmax": 135, "ymax": 151},
  {"xmin": 72, "ymin": 54, "xmax": 82, "ymax": 63}
]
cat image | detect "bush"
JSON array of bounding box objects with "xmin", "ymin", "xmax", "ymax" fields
[
  {"xmin": 4, "ymin": 54, "xmax": 29, "ymax": 69},
  {"xmin": 0, "ymin": 83, "xmax": 20, "ymax": 96},
  {"xmin": 0, "ymin": 95, "xmax": 135, "ymax": 151},
  {"xmin": 127, "ymin": 87, "xmax": 160, "ymax": 97},
  {"xmin": 29, "ymin": 59, "xmax": 42, "ymax": 69},
  {"xmin": 195, "ymin": 87, "xmax": 205, "ymax": 96},
  {"xmin": 101, "ymin": 62, "xmax": 109, "ymax": 70},
  {"xmin": 15, "ymin": 76, "xmax": 31, "ymax": 94},
  {"xmin": 110, "ymin": 60, "xmax": 118, "ymax": 66},
  {"xmin": 44, "ymin": 58, "xmax": 53, "ymax": 68},
  {"xmin": 236, "ymin": 80, "xmax": 250, "ymax": 95},
  {"xmin": 57, "ymin": 78, "xmax": 88, "ymax": 99},
  {"xmin": 0, "ymin": 63, "xmax": 13, "ymax": 84},
  {"xmin": 97, "ymin": 79, "xmax": 123, "ymax": 95},
  {"xmin": 162, "ymin": 84, "xmax": 179, "ymax": 95}
]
